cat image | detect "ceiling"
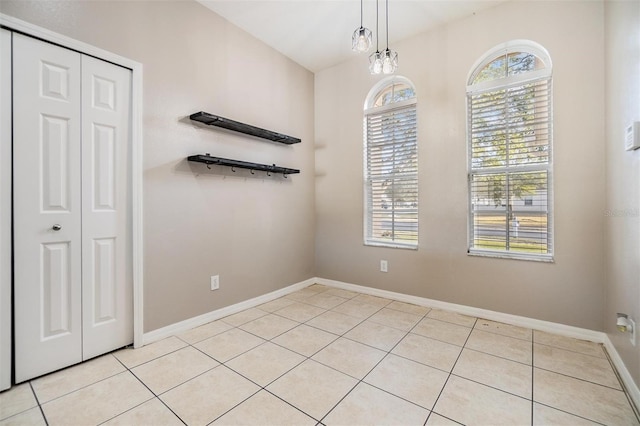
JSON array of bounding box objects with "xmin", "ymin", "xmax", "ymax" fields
[{"xmin": 197, "ymin": 0, "xmax": 506, "ymax": 73}]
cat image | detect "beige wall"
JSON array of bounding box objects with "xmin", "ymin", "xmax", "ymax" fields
[
  {"xmin": 3, "ymin": 0, "xmax": 627, "ymax": 344},
  {"xmin": 0, "ymin": 0, "xmax": 316, "ymax": 332},
  {"xmin": 604, "ymin": 1, "xmax": 640, "ymax": 385},
  {"xmin": 315, "ymin": 0, "xmax": 606, "ymax": 330}
]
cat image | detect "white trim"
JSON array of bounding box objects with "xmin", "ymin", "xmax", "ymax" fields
[
  {"xmin": 0, "ymin": 14, "xmax": 139, "ymax": 71},
  {"xmin": 467, "ymin": 68, "xmax": 551, "ymax": 94},
  {"xmin": 364, "ymin": 97, "xmax": 416, "ymax": 115},
  {"xmin": 364, "ymin": 75, "xmax": 415, "ymax": 110},
  {"xmin": 466, "ymin": 39, "xmax": 552, "ymax": 86},
  {"xmin": 364, "ymin": 240, "xmax": 418, "ymax": 250},
  {"xmin": 0, "ymin": 13, "xmax": 145, "ymax": 348},
  {"xmin": 142, "ymin": 278, "xmax": 316, "ymax": 345},
  {"xmin": 315, "ymin": 277, "xmax": 639, "ymax": 411},
  {"xmin": 138, "ymin": 275, "xmax": 640, "ymax": 412},
  {"xmin": 314, "ymin": 277, "xmax": 604, "ymax": 343},
  {"xmin": 363, "ymin": 82, "xmax": 418, "ymax": 249},
  {"xmin": 131, "ymin": 60, "xmax": 144, "ymax": 349},
  {"xmin": 604, "ymin": 334, "xmax": 640, "ymax": 413},
  {"xmin": 468, "ymin": 249, "xmax": 554, "ymax": 263},
  {"xmin": 466, "ymin": 50, "xmax": 553, "ymax": 261}
]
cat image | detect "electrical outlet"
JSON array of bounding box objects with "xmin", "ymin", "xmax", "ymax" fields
[
  {"xmin": 380, "ymin": 260, "xmax": 388, "ymax": 273},
  {"xmin": 630, "ymin": 318, "xmax": 637, "ymax": 346},
  {"xmin": 210, "ymin": 275, "xmax": 219, "ymax": 291}
]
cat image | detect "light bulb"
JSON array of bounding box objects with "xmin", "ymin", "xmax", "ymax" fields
[
  {"xmin": 382, "ymin": 57, "xmax": 393, "ymax": 74},
  {"xmin": 357, "ymin": 35, "xmax": 369, "ymax": 51},
  {"xmin": 369, "ymin": 52, "xmax": 382, "ymax": 74},
  {"xmin": 369, "ymin": 51, "xmax": 383, "ymax": 74},
  {"xmin": 381, "ymin": 49, "xmax": 398, "ymax": 74},
  {"xmin": 352, "ymin": 27, "xmax": 372, "ymax": 53},
  {"xmin": 374, "ymin": 59, "xmax": 383, "ymax": 74}
]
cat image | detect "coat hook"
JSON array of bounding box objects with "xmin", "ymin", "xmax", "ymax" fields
[
  {"xmin": 231, "ymin": 166, "xmax": 236, "ymax": 172},
  {"xmin": 206, "ymin": 163, "xmax": 211, "ymax": 170},
  {"xmin": 283, "ymin": 173, "xmax": 288, "ymax": 178},
  {"xmin": 250, "ymin": 169, "xmax": 255, "ymax": 175},
  {"xmin": 266, "ymin": 171, "xmax": 271, "ymax": 176}
]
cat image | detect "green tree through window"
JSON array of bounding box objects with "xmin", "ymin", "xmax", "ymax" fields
[
  {"xmin": 467, "ymin": 41, "xmax": 553, "ymax": 259},
  {"xmin": 365, "ymin": 78, "xmax": 418, "ymax": 248}
]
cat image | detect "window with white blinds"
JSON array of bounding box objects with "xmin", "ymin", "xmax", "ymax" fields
[
  {"xmin": 467, "ymin": 41, "xmax": 553, "ymax": 261},
  {"xmin": 364, "ymin": 78, "xmax": 417, "ymax": 248}
]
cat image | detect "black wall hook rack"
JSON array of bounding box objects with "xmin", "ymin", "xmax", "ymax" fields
[
  {"xmin": 188, "ymin": 154, "xmax": 300, "ymax": 176},
  {"xmin": 190, "ymin": 111, "xmax": 301, "ymax": 145}
]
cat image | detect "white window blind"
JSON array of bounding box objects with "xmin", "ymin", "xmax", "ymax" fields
[
  {"xmin": 467, "ymin": 45, "xmax": 553, "ymax": 261},
  {"xmin": 365, "ymin": 100, "xmax": 418, "ymax": 248}
]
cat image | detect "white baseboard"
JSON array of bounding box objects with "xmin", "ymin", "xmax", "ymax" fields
[
  {"xmin": 142, "ymin": 277, "xmax": 315, "ymax": 345},
  {"xmin": 315, "ymin": 277, "xmax": 604, "ymax": 342},
  {"xmin": 604, "ymin": 335, "xmax": 640, "ymax": 413},
  {"xmin": 315, "ymin": 277, "xmax": 639, "ymax": 411},
  {"xmin": 141, "ymin": 275, "xmax": 639, "ymax": 412}
]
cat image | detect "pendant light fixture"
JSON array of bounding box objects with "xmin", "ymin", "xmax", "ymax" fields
[
  {"xmin": 368, "ymin": 0, "xmax": 397, "ymax": 74},
  {"xmin": 381, "ymin": 0, "xmax": 398, "ymax": 74},
  {"xmin": 368, "ymin": 0, "xmax": 384, "ymax": 74},
  {"xmin": 352, "ymin": 0, "xmax": 372, "ymax": 52}
]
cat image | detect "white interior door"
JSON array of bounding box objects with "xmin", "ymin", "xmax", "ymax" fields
[
  {"xmin": 81, "ymin": 56, "xmax": 132, "ymax": 359},
  {"xmin": 13, "ymin": 34, "xmax": 133, "ymax": 383},
  {"xmin": 0, "ymin": 28, "xmax": 12, "ymax": 392},
  {"xmin": 13, "ymin": 33, "xmax": 83, "ymax": 382}
]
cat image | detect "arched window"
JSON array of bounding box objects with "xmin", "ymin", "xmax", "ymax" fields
[
  {"xmin": 364, "ymin": 77, "xmax": 418, "ymax": 248},
  {"xmin": 467, "ymin": 40, "xmax": 553, "ymax": 260}
]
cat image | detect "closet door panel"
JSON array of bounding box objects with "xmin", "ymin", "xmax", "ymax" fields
[
  {"xmin": 81, "ymin": 55, "xmax": 132, "ymax": 359},
  {"xmin": 0, "ymin": 28, "xmax": 12, "ymax": 391},
  {"xmin": 13, "ymin": 34, "xmax": 82, "ymax": 382}
]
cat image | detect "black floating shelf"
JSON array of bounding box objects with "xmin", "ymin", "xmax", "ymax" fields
[
  {"xmin": 188, "ymin": 155, "xmax": 300, "ymax": 176},
  {"xmin": 190, "ymin": 111, "xmax": 301, "ymax": 145}
]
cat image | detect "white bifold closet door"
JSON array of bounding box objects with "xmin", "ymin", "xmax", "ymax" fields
[
  {"xmin": 13, "ymin": 33, "xmax": 132, "ymax": 383},
  {"xmin": 0, "ymin": 28, "xmax": 12, "ymax": 392}
]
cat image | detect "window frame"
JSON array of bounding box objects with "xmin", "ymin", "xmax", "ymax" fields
[
  {"xmin": 363, "ymin": 76, "xmax": 418, "ymax": 250},
  {"xmin": 466, "ymin": 40, "xmax": 554, "ymax": 262}
]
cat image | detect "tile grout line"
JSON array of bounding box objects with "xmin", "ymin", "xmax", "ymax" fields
[
  {"xmin": 298, "ymin": 293, "xmax": 522, "ymax": 424},
  {"xmin": 191, "ymin": 292, "xmax": 637, "ymax": 426},
  {"xmin": 317, "ymin": 300, "xmax": 431, "ymax": 424},
  {"xmin": 426, "ymin": 316, "xmax": 479, "ymax": 424},
  {"xmin": 201, "ymin": 328, "xmax": 323, "ymax": 424},
  {"xmin": 261, "ymin": 388, "xmax": 324, "ymax": 424},
  {"xmin": 533, "ymin": 365, "xmax": 633, "ymax": 392},
  {"xmin": 205, "ymin": 386, "xmax": 263, "ymax": 425},
  {"xmin": 28, "ymin": 354, "xmax": 133, "ymax": 406},
  {"xmin": 602, "ymin": 345, "xmax": 640, "ymax": 422},
  {"xmin": 111, "ymin": 349, "xmax": 189, "ymax": 426},
  {"xmin": 191, "ymin": 327, "xmax": 287, "ymax": 423},
  {"xmin": 20, "ymin": 285, "xmax": 633, "ymax": 426},
  {"xmin": 28, "ymin": 381, "xmax": 49, "ymax": 426},
  {"xmin": 360, "ymin": 308, "xmax": 450, "ymax": 417},
  {"xmin": 534, "ymin": 340, "xmax": 612, "ymax": 359},
  {"xmin": 115, "ymin": 341, "xmax": 189, "ymax": 370},
  {"xmin": 192, "ymin": 296, "xmax": 344, "ymax": 425},
  {"xmin": 312, "ymin": 297, "xmax": 396, "ymax": 424},
  {"xmin": 205, "ymin": 299, "xmax": 335, "ymax": 424},
  {"xmin": 531, "ymin": 329, "xmax": 535, "ymax": 426},
  {"xmin": 459, "ymin": 345, "xmax": 531, "ymax": 367},
  {"xmin": 532, "ymin": 402, "xmax": 609, "ymax": 426}
]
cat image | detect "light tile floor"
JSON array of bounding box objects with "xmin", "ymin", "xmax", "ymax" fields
[{"xmin": 1, "ymin": 284, "xmax": 638, "ymax": 425}]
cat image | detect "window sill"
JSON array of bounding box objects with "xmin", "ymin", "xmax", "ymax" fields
[
  {"xmin": 467, "ymin": 249, "xmax": 554, "ymax": 263},
  {"xmin": 365, "ymin": 240, "xmax": 418, "ymax": 250}
]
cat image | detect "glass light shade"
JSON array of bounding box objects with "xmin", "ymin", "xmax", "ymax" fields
[
  {"xmin": 369, "ymin": 51, "xmax": 383, "ymax": 74},
  {"xmin": 382, "ymin": 48, "xmax": 398, "ymax": 74},
  {"xmin": 352, "ymin": 27, "xmax": 373, "ymax": 52}
]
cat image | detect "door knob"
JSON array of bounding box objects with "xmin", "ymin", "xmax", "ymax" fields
[{"xmin": 52, "ymin": 224, "xmax": 62, "ymax": 231}]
